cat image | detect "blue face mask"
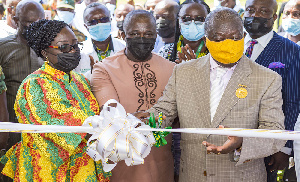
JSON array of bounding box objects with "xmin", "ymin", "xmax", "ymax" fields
[
  {"xmin": 282, "ymin": 18, "xmax": 300, "ymax": 36},
  {"xmin": 88, "ymin": 22, "xmax": 111, "ymax": 41},
  {"xmin": 57, "ymin": 10, "xmax": 75, "ymax": 25},
  {"xmin": 180, "ymin": 21, "xmax": 205, "ymax": 41}
]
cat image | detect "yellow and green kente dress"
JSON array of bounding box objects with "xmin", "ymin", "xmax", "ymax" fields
[{"xmin": 0, "ymin": 62, "xmax": 111, "ymax": 181}]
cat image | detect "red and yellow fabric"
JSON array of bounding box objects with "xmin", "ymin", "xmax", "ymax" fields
[{"xmin": 0, "ymin": 62, "xmax": 111, "ymax": 181}]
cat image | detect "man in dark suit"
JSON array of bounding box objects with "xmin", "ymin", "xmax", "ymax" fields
[{"xmin": 243, "ymin": 0, "xmax": 300, "ymax": 181}]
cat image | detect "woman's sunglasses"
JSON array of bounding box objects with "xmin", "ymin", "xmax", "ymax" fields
[{"xmin": 49, "ymin": 43, "xmax": 82, "ymax": 53}]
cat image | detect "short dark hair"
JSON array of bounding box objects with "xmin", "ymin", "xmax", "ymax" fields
[
  {"xmin": 123, "ymin": 10, "xmax": 156, "ymax": 33},
  {"xmin": 26, "ymin": 19, "xmax": 68, "ymax": 58},
  {"xmin": 83, "ymin": 2, "xmax": 108, "ymax": 22}
]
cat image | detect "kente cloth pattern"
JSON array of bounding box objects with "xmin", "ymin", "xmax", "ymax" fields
[
  {"xmin": 245, "ymin": 39, "xmax": 258, "ymax": 58},
  {"xmin": 0, "ymin": 66, "xmax": 6, "ymax": 94},
  {"xmin": 0, "ymin": 62, "xmax": 111, "ymax": 181}
]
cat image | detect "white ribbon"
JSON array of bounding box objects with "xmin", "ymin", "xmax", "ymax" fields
[
  {"xmin": 82, "ymin": 99, "xmax": 156, "ymax": 172},
  {"xmin": 1, "ymin": 100, "xmax": 300, "ymax": 172}
]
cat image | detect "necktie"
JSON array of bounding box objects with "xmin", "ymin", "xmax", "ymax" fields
[
  {"xmin": 245, "ymin": 39, "xmax": 258, "ymax": 58},
  {"xmin": 210, "ymin": 66, "xmax": 228, "ymax": 121}
]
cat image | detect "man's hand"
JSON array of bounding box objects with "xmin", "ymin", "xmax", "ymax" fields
[
  {"xmin": 267, "ymin": 151, "xmax": 290, "ymax": 171},
  {"xmin": 132, "ymin": 111, "xmax": 166, "ymax": 124},
  {"xmin": 202, "ymin": 125, "xmax": 243, "ymax": 154},
  {"xmin": 175, "ymin": 44, "xmax": 196, "ymax": 64}
]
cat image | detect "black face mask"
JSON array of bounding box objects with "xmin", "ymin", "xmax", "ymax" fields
[
  {"xmin": 53, "ymin": 49, "xmax": 81, "ymax": 73},
  {"xmin": 156, "ymin": 19, "xmax": 175, "ymax": 38},
  {"xmin": 126, "ymin": 37, "xmax": 156, "ymax": 61},
  {"xmin": 117, "ymin": 20, "xmax": 124, "ymax": 31},
  {"xmin": 244, "ymin": 17, "xmax": 273, "ymax": 37}
]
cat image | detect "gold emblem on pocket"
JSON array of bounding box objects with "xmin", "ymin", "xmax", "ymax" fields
[{"xmin": 236, "ymin": 85, "xmax": 248, "ymax": 99}]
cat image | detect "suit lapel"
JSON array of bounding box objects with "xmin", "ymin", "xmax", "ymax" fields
[
  {"xmin": 256, "ymin": 32, "xmax": 283, "ymax": 67},
  {"xmin": 211, "ymin": 55, "xmax": 252, "ymax": 128},
  {"xmin": 194, "ymin": 55, "xmax": 211, "ymax": 129}
]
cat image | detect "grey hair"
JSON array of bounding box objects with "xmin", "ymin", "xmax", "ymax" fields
[
  {"xmin": 123, "ymin": 10, "xmax": 156, "ymax": 33},
  {"xmin": 204, "ymin": 7, "xmax": 243, "ymax": 36}
]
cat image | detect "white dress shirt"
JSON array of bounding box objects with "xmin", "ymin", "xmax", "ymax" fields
[
  {"xmin": 244, "ymin": 31, "xmax": 273, "ymax": 61},
  {"xmin": 210, "ymin": 56, "xmax": 237, "ymax": 106}
]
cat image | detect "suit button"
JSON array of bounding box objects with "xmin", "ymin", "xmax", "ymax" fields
[{"xmin": 204, "ymin": 171, "xmax": 207, "ymax": 176}]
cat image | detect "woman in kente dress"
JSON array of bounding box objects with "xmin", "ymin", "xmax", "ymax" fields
[{"xmin": 0, "ymin": 19, "xmax": 111, "ymax": 182}]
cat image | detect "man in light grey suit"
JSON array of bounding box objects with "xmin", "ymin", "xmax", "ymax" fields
[{"xmin": 135, "ymin": 8, "xmax": 286, "ymax": 182}]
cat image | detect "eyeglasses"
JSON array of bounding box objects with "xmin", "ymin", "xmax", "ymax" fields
[
  {"xmin": 49, "ymin": 43, "xmax": 81, "ymax": 53},
  {"xmin": 86, "ymin": 17, "xmax": 110, "ymax": 26},
  {"xmin": 179, "ymin": 16, "xmax": 206, "ymax": 25}
]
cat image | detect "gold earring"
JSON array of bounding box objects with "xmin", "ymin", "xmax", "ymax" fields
[{"xmin": 45, "ymin": 57, "xmax": 49, "ymax": 63}]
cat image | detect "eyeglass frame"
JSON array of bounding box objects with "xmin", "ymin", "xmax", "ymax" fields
[
  {"xmin": 86, "ymin": 17, "xmax": 111, "ymax": 26},
  {"xmin": 48, "ymin": 43, "xmax": 82, "ymax": 53},
  {"xmin": 178, "ymin": 15, "xmax": 206, "ymax": 25}
]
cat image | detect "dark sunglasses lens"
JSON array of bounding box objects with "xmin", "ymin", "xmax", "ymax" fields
[
  {"xmin": 195, "ymin": 17, "xmax": 205, "ymax": 22},
  {"xmin": 89, "ymin": 19, "xmax": 98, "ymax": 26},
  {"xmin": 100, "ymin": 17, "xmax": 110, "ymax": 23},
  {"xmin": 60, "ymin": 44, "xmax": 71, "ymax": 53},
  {"xmin": 182, "ymin": 16, "xmax": 191, "ymax": 22}
]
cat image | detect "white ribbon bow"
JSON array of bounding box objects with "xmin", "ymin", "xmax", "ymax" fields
[{"xmin": 83, "ymin": 99, "xmax": 155, "ymax": 172}]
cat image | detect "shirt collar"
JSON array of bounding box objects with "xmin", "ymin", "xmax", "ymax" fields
[{"xmin": 244, "ymin": 30, "xmax": 274, "ymax": 48}]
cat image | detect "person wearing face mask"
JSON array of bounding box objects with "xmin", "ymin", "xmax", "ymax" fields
[
  {"xmin": 73, "ymin": 0, "xmax": 99, "ymax": 37},
  {"xmin": 243, "ymin": 0, "xmax": 300, "ymax": 181},
  {"xmin": 55, "ymin": 0, "xmax": 86, "ymax": 42},
  {"xmin": 282, "ymin": 0, "xmax": 300, "ymax": 45},
  {"xmin": 134, "ymin": 8, "xmax": 286, "ymax": 182},
  {"xmin": 152, "ymin": 0, "xmax": 179, "ymax": 57},
  {"xmin": 0, "ymin": 19, "xmax": 111, "ymax": 182},
  {"xmin": 170, "ymin": 0, "xmax": 210, "ymax": 63},
  {"xmin": 112, "ymin": 3, "xmax": 134, "ymax": 41},
  {"xmin": 74, "ymin": 2, "xmax": 125, "ymax": 80},
  {"xmin": 91, "ymin": 10, "xmax": 175, "ymax": 182}
]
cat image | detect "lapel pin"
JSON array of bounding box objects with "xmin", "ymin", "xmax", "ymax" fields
[{"xmin": 236, "ymin": 84, "xmax": 248, "ymax": 99}]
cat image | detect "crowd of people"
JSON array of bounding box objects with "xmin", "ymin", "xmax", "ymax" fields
[{"xmin": 0, "ymin": 0, "xmax": 299, "ymax": 181}]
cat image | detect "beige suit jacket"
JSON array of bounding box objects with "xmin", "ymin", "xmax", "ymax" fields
[{"xmin": 148, "ymin": 54, "xmax": 286, "ymax": 182}]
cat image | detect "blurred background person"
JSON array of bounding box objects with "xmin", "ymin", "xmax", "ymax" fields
[
  {"xmin": 153, "ymin": 0, "xmax": 179, "ymax": 57},
  {"xmin": 145, "ymin": 0, "xmax": 162, "ymax": 13},
  {"xmin": 0, "ymin": 3, "xmax": 4, "ymax": 19},
  {"xmin": 214, "ymin": 0, "xmax": 244, "ymax": 17},
  {"xmin": 0, "ymin": 19, "xmax": 111, "ymax": 181},
  {"xmin": 113, "ymin": 3, "xmax": 134, "ymax": 40},
  {"xmin": 55, "ymin": 0, "xmax": 86, "ymax": 42},
  {"xmin": 75, "ymin": 2, "xmax": 125, "ymax": 79},
  {"xmin": 282, "ymin": 0, "xmax": 300, "ymax": 45},
  {"xmin": 0, "ymin": 0, "xmax": 21, "ymax": 38},
  {"xmin": 170, "ymin": 0, "xmax": 210, "ymax": 63},
  {"xmin": 135, "ymin": 3, "xmax": 144, "ymax": 10}
]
